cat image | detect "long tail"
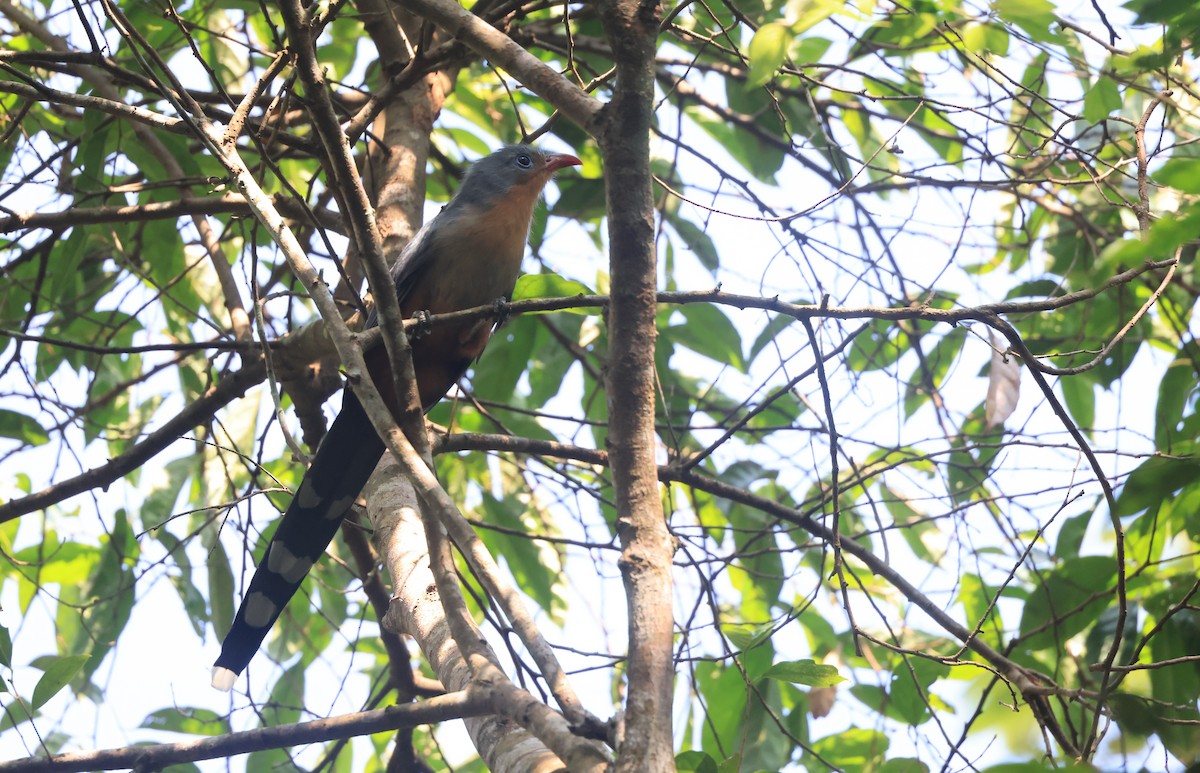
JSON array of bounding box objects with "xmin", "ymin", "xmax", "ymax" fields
[{"xmin": 212, "ymin": 390, "xmax": 385, "ymax": 690}]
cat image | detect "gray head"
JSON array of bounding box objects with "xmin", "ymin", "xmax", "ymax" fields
[{"xmin": 450, "ymin": 144, "xmax": 582, "ymax": 210}]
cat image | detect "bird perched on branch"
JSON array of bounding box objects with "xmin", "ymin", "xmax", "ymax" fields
[{"xmin": 212, "ymin": 145, "xmax": 582, "ymax": 690}]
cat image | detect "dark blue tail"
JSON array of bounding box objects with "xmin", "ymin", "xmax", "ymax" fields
[{"xmin": 212, "ymin": 389, "xmax": 385, "ymax": 687}]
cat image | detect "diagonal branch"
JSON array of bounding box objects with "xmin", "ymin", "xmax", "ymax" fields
[
  {"xmin": 0, "ymin": 360, "xmax": 266, "ymax": 525},
  {"xmin": 0, "ymin": 690, "xmax": 488, "ymax": 773},
  {"xmin": 399, "ymin": 0, "xmax": 603, "ymax": 131}
]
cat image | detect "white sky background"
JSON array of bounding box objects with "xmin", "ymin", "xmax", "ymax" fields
[{"xmin": 0, "ymin": 0, "xmax": 1190, "ymax": 770}]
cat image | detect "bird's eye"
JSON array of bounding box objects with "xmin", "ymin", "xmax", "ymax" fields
[{"xmin": 515, "ymin": 153, "xmax": 533, "ymax": 169}]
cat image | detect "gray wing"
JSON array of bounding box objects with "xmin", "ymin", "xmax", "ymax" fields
[
  {"xmin": 364, "ymin": 215, "xmax": 444, "ymax": 329},
  {"xmin": 391, "ymin": 217, "xmax": 442, "ymax": 309}
]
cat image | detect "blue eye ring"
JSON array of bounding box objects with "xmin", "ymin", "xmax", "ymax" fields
[{"xmin": 516, "ymin": 153, "xmax": 533, "ymax": 169}]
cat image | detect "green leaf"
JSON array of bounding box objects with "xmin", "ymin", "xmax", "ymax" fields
[
  {"xmin": 0, "ymin": 409, "xmax": 48, "ymax": 447},
  {"xmin": 695, "ymin": 650, "xmax": 779, "ymax": 762},
  {"xmin": 476, "ymin": 492, "xmax": 564, "ymax": 617},
  {"xmin": 140, "ymin": 707, "xmax": 230, "ymax": 736},
  {"xmin": 1155, "ymin": 355, "xmax": 1196, "ymax": 449},
  {"xmin": 0, "ymin": 696, "xmax": 34, "ymax": 732},
  {"xmin": 1082, "ymin": 77, "xmax": 1121, "ymax": 123},
  {"xmin": 62, "ymin": 510, "xmax": 137, "ymax": 689},
  {"xmin": 786, "ymin": 0, "xmax": 840, "ymax": 34},
  {"xmin": 726, "ymin": 504, "xmax": 784, "ymax": 621},
  {"xmin": 1003, "ymin": 278, "xmax": 1062, "ymax": 300},
  {"xmin": 667, "ymin": 305, "xmax": 747, "ymax": 372},
  {"xmin": 850, "ymin": 10, "xmax": 942, "ymax": 59},
  {"xmin": 810, "ymin": 727, "xmax": 889, "ymax": 769},
  {"xmin": 904, "ymin": 328, "xmax": 965, "ymax": 419},
  {"xmin": 207, "ymin": 540, "xmax": 235, "ymax": 643},
  {"xmin": 550, "ymin": 176, "xmax": 607, "ymax": 220},
  {"xmin": 749, "ymin": 312, "xmax": 800, "ymax": 364},
  {"xmin": 879, "ymin": 760, "xmax": 930, "ymax": 773},
  {"xmin": 958, "ymin": 573, "xmax": 1001, "ymax": 637},
  {"xmin": 1054, "ymin": 509, "xmax": 1092, "ymax": 559},
  {"xmin": 666, "ymin": 216, "xmax": 720, "ymax": 274},
  {"xmin": 472, "ymin": 315, "xmax": 540, "ymax": 404},
  {"xmin": 890, "ymin": 658, "xmax": 949, "ymax": 726},
  {"xmin": 73, "ymin": 111, "xmax": 114, "ymax": 195},
  {"xmin": 992, "ymin": 0, "xmax": 1064, "ymax": 45},
  {"xmin": 1109, "ymin": 690, "xmax": 1200, "ymax": 765},
  {"xmin": 0, "ymin": 624, "xmax": 11, "ymax": 669},
  {"xmin": 688, "ymin": 109, "xmax": 786, "ymax": 183},
  {"xmin": 676, "ymin": 750, "xmax": 720, "ymax": 773},
  {"xmin": 724, "ymin": 623, "xmax": 774, "ymax": 651},
  {"xmin": 884, "ymin": 486, "xmax": 944, "ymax": 564},
  {"xmin": 260, "ymin": 660, "xmax": 306, "ymax": 726},
  {"xmin": 1156, "ymin": 158, "xmax": 1200, "ymax": 194},
  {"xmin": 14, "ymin": 539, "xmax": 101, "ymax": 586},
  {"xmin": 847, "ymin": 319, "xmax": 906, "ymax": 372},
  {"xmin": 961, "ymin": 22, "xmax": 1010, "ymax": 55},
  {"xmin": 762, "ymin": 659, "xmax": 844, "ymax": 686},
  {"xmin": 512, "ymin": 273, "xmax": 594, "ymax": 311},
  {"xmin": 1060, "ymin": 375, "xmax": 1095, "ymax": 432},
  {"xmin": 716, "ymin": 754, "xmax": 743, "ymax": 773},
  {"xmin": 45, "ymin": 228, "xmax": 88, "ymax": 309},
  {"xmin": 736, "ymin": 680, "xmax": 794, "ymax": 769},
  {"xmin": 1017, "ymin": 556, "xmax": 1115, "ymax": 652},
  {"xmin": 748, "ymin": 23, "xmax": 790, "ymax": 86},
  {"xmin": 31, "ymin": 654, "xmax": 89, "ymax": 710},
  {"xmin": 157, "ymin": 532, "xmax": 208, "ymax": 639},
  {"xmin": 1116, "ymin": 455, "xmax": 1200, "ymax": 517},
  {"xmin": 1100, "ymin": 209, "xmax": 1200, "ymax": 270},
  {"xmin": 1083, "ymin": 604, "xmax": 1139, "ymax": 668}
]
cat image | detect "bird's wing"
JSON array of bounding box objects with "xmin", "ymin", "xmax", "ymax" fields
[
  {"xmin": 391, "ymin": 218, "xmax": 442, "ymax": 311},
  {"xmin": 363, "ymin": 213, "xmax": 456, "ymax": 329},
  {"xmin": 212, "ymin": 389, "xmax": 385, "ymax": 688}
]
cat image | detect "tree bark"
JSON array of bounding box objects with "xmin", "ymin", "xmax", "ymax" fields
[
  {"xmin": 368, "ymin": 459, "xmax": 577, "ymax": 773},
  {"xmin": 595, "ymin": 0, "xmax": 675, "ymax": 769}
]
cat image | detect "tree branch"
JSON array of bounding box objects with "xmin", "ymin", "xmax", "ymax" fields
[
  {"xmin": 0, "ymin": 691, "xmax": 488, "ymax": 773},
  {"xmin": 399, "ymin": 0, "xmax": 603, "ymax": 131},
  {"xmin": 0, "ymin": 192, "xmax": 342, "ymax": 236},
  {"xmin": 0, "ymin": 359, "xmax": 266, "ymax": 524}
]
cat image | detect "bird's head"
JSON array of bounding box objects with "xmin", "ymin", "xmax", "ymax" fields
[{"xmin": 453, "ymin": 144, "xmax": 582, "ymax": 210}]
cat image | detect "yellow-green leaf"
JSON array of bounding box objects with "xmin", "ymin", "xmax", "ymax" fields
[
  {"xmin": 512, "ymin": 273, "xmax": 594, "ymax": 313},
  {"xmin": 748, "ymin": 23, "xmax": 791, "ymax": 86},
  {"xmin": 763, "ymin": 659, "xmax": 845, "ymax": 686},
  {"xmin": 31, "ymin": 654, "xmax": 89, "ymax": 710},
  {"xmin": 1082, "ymin": 77, "xmax": 1121, "ymax": 123}
]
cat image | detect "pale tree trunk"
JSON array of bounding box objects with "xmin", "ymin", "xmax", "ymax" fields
[{"xmin": 367, "ymin": 457, "xmax": 596, "ymax": 773}]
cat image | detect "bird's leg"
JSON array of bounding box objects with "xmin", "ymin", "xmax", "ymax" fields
[
  {"xmin": 492, "ymin": 297, "xmax": 510, "ymax": 328},
  {"xmin": 409, "ymin": 309, "xmax": 433, "ymax": 339}
]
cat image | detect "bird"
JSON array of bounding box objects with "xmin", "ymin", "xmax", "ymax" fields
[{"xmin": 211, "ymin": 144, "xmax": 582, "ymax": 690}]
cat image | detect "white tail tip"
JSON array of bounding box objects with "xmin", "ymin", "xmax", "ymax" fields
[{"xmin": 211, "ymin": 666, "xmax": 237, "ymax": 691}]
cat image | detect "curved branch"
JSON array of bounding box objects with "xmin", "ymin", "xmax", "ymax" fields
[
  {"xmin": 0, "ymin": 193, "xmax": 342, "ymax": 241},
  {"xmin": 399, "ymin": 0, "xmax": 603, "ymax": 131},
  {"xmin": 0, "ymin": 690, "xmax": 487, "ymax": 773}
]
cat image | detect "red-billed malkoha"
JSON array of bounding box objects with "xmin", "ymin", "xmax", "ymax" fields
[{"xmin": 212, "ymin": 145, "xmax": 582, "ymax": 690}]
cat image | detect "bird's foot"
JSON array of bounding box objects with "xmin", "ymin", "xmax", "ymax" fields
[
  {"xmin": 492, "ymin": 297, "xmax": 510, "ymax": 327},
  {"xmin": 409, "ymin": 309, "xmax": 433, "ymax": 339}
]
